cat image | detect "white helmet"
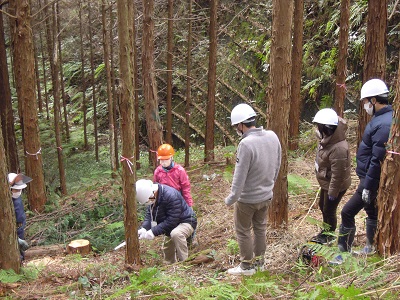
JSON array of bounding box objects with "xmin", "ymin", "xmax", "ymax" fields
[
  {"xmin": 312, "ymin": 108, "xmax": 338, "ymax": 126},
  {"xmin": 8, "ymin": 173, "xmax": 32, "ymax": 190},
  {"xmin": 230, "ymin": 103, "xmax": 257, "ymax": 125},
  {"xmin": 360, "ymin": 78, "xmax": 389, "ymax": 100},
  {"xmin": 136, "ymin": 179, "xmax": 158, "ymax": 204}
]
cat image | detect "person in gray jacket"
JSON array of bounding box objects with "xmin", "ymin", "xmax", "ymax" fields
[{"xmin": 225, "ymin": 103, "xmax": 281, "ymax": 276}]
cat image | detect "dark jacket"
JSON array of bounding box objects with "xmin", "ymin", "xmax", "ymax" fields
[
  {"xmin": 356, "ymin": 105, "xmax": 393, "ymax": 191},
  {"xmin": 141, "ymin": 184, "xmax": 197, "ymax": 236},
  {"xmin": 315, "ymin": 118, "xmax": 352, "ymax": 197},
  {"xmin": 12, "ymin": 195, "xmax": 26, "ymax": 239}
]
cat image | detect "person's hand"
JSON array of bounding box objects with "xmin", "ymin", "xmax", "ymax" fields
[
  {"xmin": 144, "ymin": 230, "xmax": 155, "ymax": 240},
  {"xmin": 138, "ymin": 228, "xmax": 147, "ymax": 239},
  {"xmin": 362, "ymin": 189, "xmax": 371, "ymax": 204},
  {"xmin": 18, "ymin": 238, "xmax": 29, "ymax": 251},
  {"xmin": 328, "ymin": 195, "xmax": 337, "ymax": 201}
]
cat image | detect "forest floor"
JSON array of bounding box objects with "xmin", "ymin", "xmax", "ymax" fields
[{"xmin": 2, "ymin": 120, "xmax": 400, "ymax": 299}]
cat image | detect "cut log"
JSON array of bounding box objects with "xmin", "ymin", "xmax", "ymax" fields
[
  {"xmin": 66, "ymin": 239, "xmax": 91, "ymax": 255},
  {"xmin": 24, "ymin": 244, "xmax": 66, "ymax": 260}
]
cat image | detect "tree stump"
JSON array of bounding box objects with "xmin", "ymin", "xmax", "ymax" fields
[{"xmin": 66, "ymin": 239, "xmax": 91, "ymax": 255}]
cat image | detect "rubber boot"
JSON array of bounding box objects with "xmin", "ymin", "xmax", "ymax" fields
[
  {"xmin": 353, "ymin": 219, "xmax": 377, "ymax": 256},
  {"xmin": 337, "ymin": 224, "xmax": 355, "ymax": 252}
]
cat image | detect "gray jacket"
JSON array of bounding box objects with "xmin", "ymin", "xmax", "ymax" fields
[{"xmin": 225, "ymin": 127, "xmax": 282, "ymax": 206}]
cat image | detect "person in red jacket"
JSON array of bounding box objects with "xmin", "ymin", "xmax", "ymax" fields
[{"xmin": 153, "ymin": 144, "xmax": 193, "ymax": 207}]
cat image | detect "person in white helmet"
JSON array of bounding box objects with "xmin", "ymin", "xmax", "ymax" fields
[
  {"xmin": 135, "ymin": 179, "xmax": 197, "ymax": 264},
  {"xmin": 311, "ymin": 108, "xmax": 351, "ymax": 245},
  {"xmin": 225, "ymin": 103, "xmax": 281, "ymax": 276},
  {"xmin": 330, "ymin": 78, "xmax": 392, "ymax": 264},
  {"xmin": 8, "ymin": 173, "xmax": 32, "ymax": 260}
]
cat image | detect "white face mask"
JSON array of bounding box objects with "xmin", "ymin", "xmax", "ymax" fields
[
  {"xmin": 12, "ymin": 190, "xmax": 22, "ymax": 198},
  {"xmin": 236, "ymin": 128, "xmax": 243, "ymax": 137},
  {"xmin": 160, "ymin": 159, "xmax": 172, "ymax": 168},
  {"xmin": 364, "ymin": 102, "xmax": 374, "ymax": 116},
  {"xmin": 315, "ymin": 129, "xmax": 322, "ymax": 139}
]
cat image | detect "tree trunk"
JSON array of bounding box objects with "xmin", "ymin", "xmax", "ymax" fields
[
  {"xmin": 38, "ymin": 0, "xmax": 49, "ymax": 120},
  {"xmin": 333, "ymin": 0, "xmax": 350, "ymax": 117},
  {"xmin": 142, "ymin": 0, "xmax": 163, "ymax": 167},
  {"xmin": 267, "ymin": 0, "xmax": 293, "ymax": 227},
  {"xmin": 185, "ymin": 0, "xmax": 193, "ymax": 168},
  {"xmin": 0, "ymin": 129, "xmax": 20, "ymax": 273},
  {"xmin": 79, "ymin": 0, "xmax": 89, "ymax": 151},
  {"xmin": 88, "ymin": 2, "xmax": 99, "ymax": 161},
  {"xmin": 358, "ymin": 0, "xmax": 387, "ymax": 146},
  {"xmin": 204, "ymin": 0, "xmax": 217, "ymax": 162},
  {"xmin": 376, "ymin": 54, "xmax": 400, "ymax": 255},
  {"xmin": 165, "ymin": 0, "xmax": 174, "ymax": 144},
  {"xmin": 102, "ymin": 0, "xmax": 117, "ymax": 175},
  {"xmin": 117, "ymin": 0, "xmax": 140, "ymax": 266},
  {"xmin": 10, "ymin": 0, "xmax": 47, "ymax": 212},
  {"xmin": 0, "ymin": 9, "xmax": 19, "ymax": 172},
  {"xmin": 132, "ymin": 1, "xmax": 140, "ymax": 170},
  {"xmin": 288, "ymin": 0, "xmax": 304, "ymax": 151}
]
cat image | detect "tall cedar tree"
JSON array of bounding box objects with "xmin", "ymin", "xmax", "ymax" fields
[
  {"xmin": 376, "ymin": 55, "xmax": 400, "ymax": 255},
  {"xmin": 204, "ymin": 0, "xmax": 217, "ymax": 162},
  {"xmin": 0, "ymin": 130, "xmax": 20, "ymax": 273},
  {"xmin": 142, "ymin": 0, "xmax": 163, "ymax": 167},
  {"xmin": 358, "ymin": 0, "xmax": 387, "ymax": 145},
  {"xmin": 267, "ymin": 0, "xmax": 294, "ymax": 227},
  {"xmin": 0, "ymin": 9, "xmax": 19, "ymax": 172},
  {"xmin": 10, "ymin": 0, "xmax": 47, "ymax": 212},
  {"xmin": 185, "ymin": 0, "xmax": 193, "ymax": 167},
  {"xmin": 117, "ymin": 0, "xmax": 140, "ymax": 265},
  {"xmin": 288, "ymin": 0, "xmax": 304, "ymax": 151},
  {"xmin": 333, "ymin": 0, "xmax": 350, "ymax": 117},
  {"xmin": 165, "ymin": 0, "xmax": 173, "ymax": 144}
]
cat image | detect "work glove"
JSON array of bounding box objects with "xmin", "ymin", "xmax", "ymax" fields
[
  {"xmin": 18, "ymin": 238, "xmax": 30, "ymax": 251},
  {"xmin": 138, "ymin": 228, "xmax": 147, "ymax": 240},
  {"xmin": 144, "ymin": 230, "xmax": 155, "ymax": 240},
  {"xmin": 362, "ymin": 189, "xmax": 371, "ymax": 204},
  {"xmin": 328, "ymin": 195, "xmax": 337, "ymax": 202}
]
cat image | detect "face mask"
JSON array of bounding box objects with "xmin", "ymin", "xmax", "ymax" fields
[
  {"xmin": 315, "ymin": 129, "xmax": 322, "ymax": 139},
  {"xmin": 364, "ymin": 102, "xmax": 374, "ymax": 116},
  {"xmin": 12, "ymin": 191, "xmax": 22, "ymax": 198},
  {"xmin": 160, "ymin": 159, "xmax": 171, "ymax": 168}
]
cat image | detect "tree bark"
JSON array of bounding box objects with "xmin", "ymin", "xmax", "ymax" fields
[
  {"xmin": 10, "ymin": 0, "xmax": 47, "ymax": 212},
  {"xmin": 267, "ymin": 0, "xmax": 293, "ymax": 227},
  {"xmin": 165, "ymin": 0, "xmax": 174, "ymax": 144},
  {"xmin": 0, "ymin": 9, "xmax": 19, "ymax": 172},
  {"xmin": 185, "ymin": 0, "xmax": 193, "ymax": 168},
  {"xmin": 0, "ymin": 128, "xmax": 20, "ymax": 273},
  {"xmin": 333, "ymin": 0, "xmax": 350, "ymax": 117},
  {"xmin": 142, "ymin": 0, "xmax": 163, "ymax": 167},
  {"xmin": 204, "ymin": 0, "xmax": 218, "ymax": 162},
  {"xmin": 376, "ymin": 54, "xmax": 400, "ymax": 255},
  {"xmin": 117, "ymin": 0, "xmax": 140, "ymax": 266},
  {"xmin": 288, "ymin": 0, "xmax": 304, "ymax": 151},
  {"xmin": 358, "ymin": 0, "xmax": 387, "ymax": 146}
]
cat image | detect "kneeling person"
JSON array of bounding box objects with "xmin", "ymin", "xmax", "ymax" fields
[{"xmin": 136, "ymin": 179, "xmax": 197, "ymax": 264}]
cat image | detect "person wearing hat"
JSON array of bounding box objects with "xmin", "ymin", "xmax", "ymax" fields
[
  {"xmin": 330, "ymin": 78, "xmax": 393, "ymax": 264},
  {"xmin": 154, "ymin": 143, "xmax": 193, "ymax": 207},
  {"xmin": 310, "ymin": 108, "xmax": 351, "ymax": 245},
  {"xmin": 8, "ymin": 173, "xmax": 32, "ymax": 259},
  {"xmin": 135, "ymin": 179, "xmax": 197, "ymax": 264},
  {"xmin": 225, "ymin": 103, "xmax": 282, "ymax": 276}
]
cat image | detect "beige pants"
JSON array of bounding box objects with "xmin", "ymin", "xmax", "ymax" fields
[
  {"xmin": 234, "ymin": 200, "xmax": 271, "ymax": 269},
  {"xmin": 163, "ymin": 223, "xmax": 194, "ymax": 264}
]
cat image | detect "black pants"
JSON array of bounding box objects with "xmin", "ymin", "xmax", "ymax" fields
[
  {"xmin": 341, "ymin": 178, "xmax": 377, "ymax": 228},
  {"xmin": 319, "ymin": 189, "xmax": 346, "ymax": 232}
]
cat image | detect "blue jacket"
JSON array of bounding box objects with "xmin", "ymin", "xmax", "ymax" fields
[
  {"xmin": 356, "ymin": 105, "xmax": 393, "ymax": 191},
  {"xmin": 12, "ymin": 195, "xmax": 26, "ymax": 239},
  {"xmin": 141, "ymin": 184, "xmax": 197, "ymax": 236}
]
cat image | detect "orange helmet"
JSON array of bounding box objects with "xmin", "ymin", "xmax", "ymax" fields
[{"xmin": 157, "ymin": 144, "xmax": 175, "ymax": 160}]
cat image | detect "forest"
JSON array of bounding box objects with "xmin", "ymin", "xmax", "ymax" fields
[{"xmin": 1, "ymin": 0, "xmax": 400, "ymax": 299}]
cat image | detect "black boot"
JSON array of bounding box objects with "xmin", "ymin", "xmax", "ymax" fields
[
  {"xmin": 337, "ymin": 224, "xmax": 355, "ymax": 252},
  {"xmin": 353, "ymin": 219, "xmax": 377, "ymax": 256}
]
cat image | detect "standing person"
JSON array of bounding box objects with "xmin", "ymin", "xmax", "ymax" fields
[
  {"xmin": 154, "ymin": 144, "xmax": 193, "ymax": 207},
  {"xmin": 331, "ymin": 78, "xmax": 392, "ymax": 264},
  {"xmin": 135, "ymin": 179, "xmax": 197, "ymax": 264},
  {"xmin": 8, "ymin": 173, "xmax": 32, "ymax": 259},
  {"xmin": 225, "ymin": 103, "xmax": 282, "ymax": 276},
  {"xmin": 311, "ymin": 108, "xmax": 351, "ymax": 244}
]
